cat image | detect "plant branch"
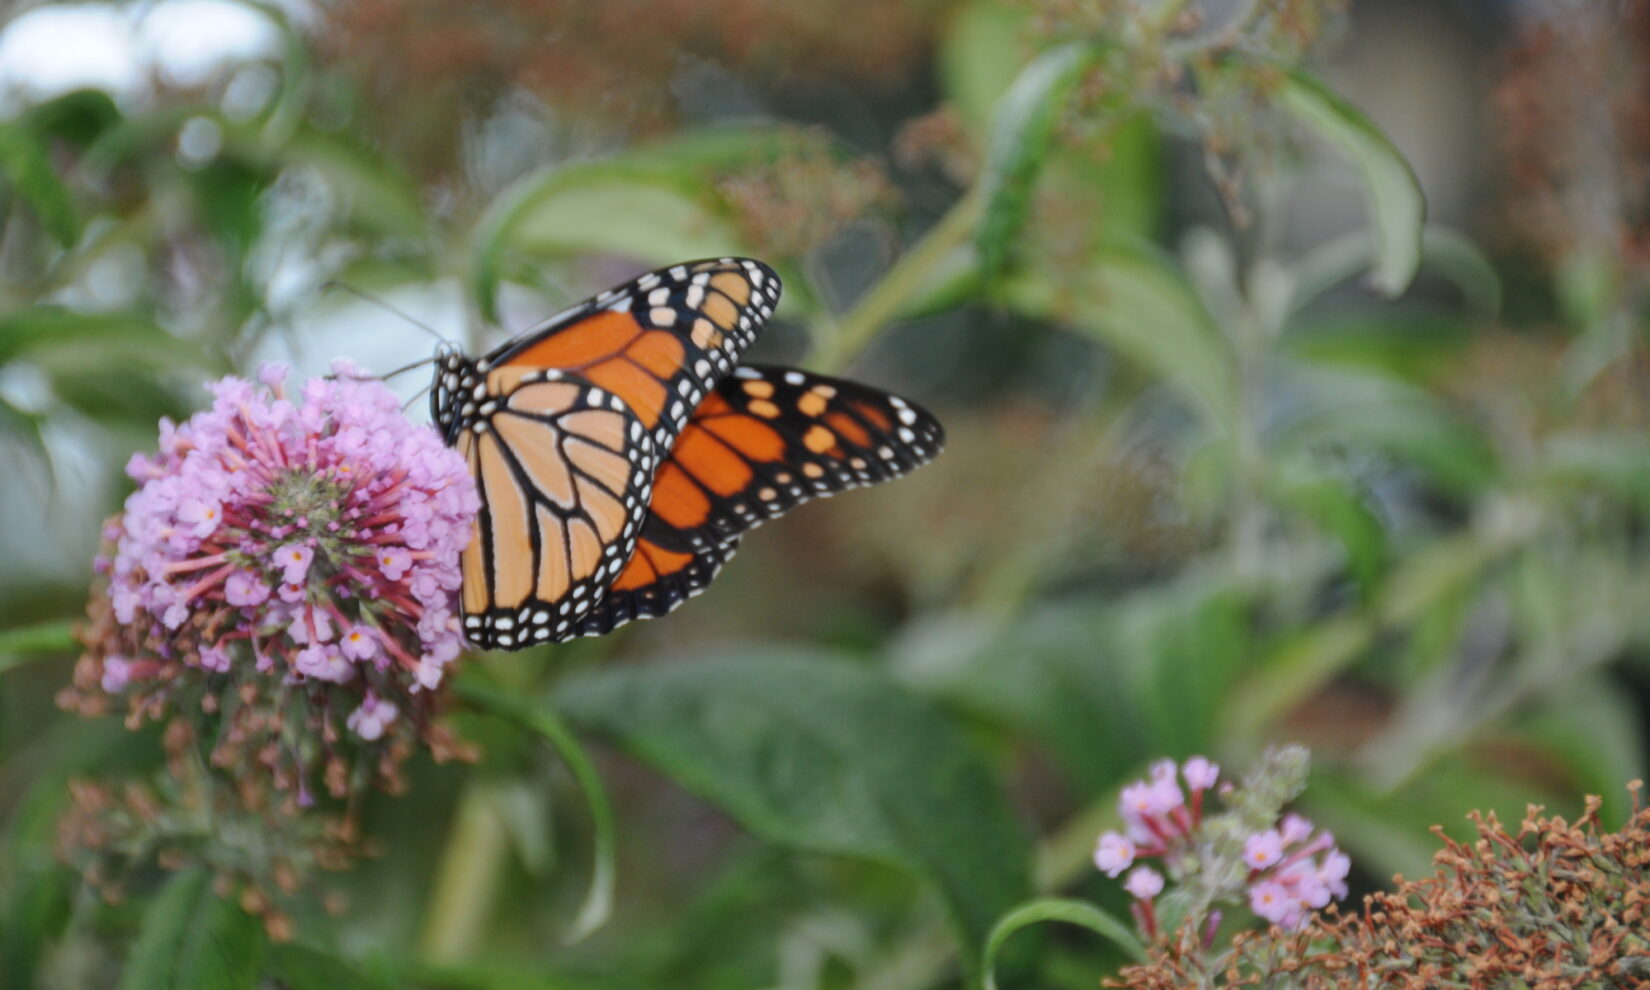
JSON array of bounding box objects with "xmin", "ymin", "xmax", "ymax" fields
[{"xmin": 810, "ymin": 188, "xmax": 982, "ymax": 373}]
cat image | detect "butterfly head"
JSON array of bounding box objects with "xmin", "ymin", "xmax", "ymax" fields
[{"xmin": 430, "ymin": 343, "xmax": 476, "ymax": 443}]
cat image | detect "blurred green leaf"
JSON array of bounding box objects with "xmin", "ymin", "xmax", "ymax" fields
[
  {"xmin": 0, "ymin": 121, "xmax": 78, "ymax": 247},
  {"xmin": 1272, "ymin": 361, "xmax": 1497, "ymax": 493},
  {"xmin": 1518, "ymin": 674, "xmax": 1646, "ymax": 826},
  {"xmin": 1288, "ymin": 226, "xmax": 1500, "ymax": 317},
  {"xmin": 1270, "ymin": 468, "xmax": 1387, "ymax": 596},
  {"xmin": 469, "ymin": 129, "xmax": 790, "ymax": 322},
  {"xmin": 0, "ymin": 396, "xmax": 50, "ymax": 476},
  {"xmin": 975, "ymin": 42, "xmax": 1101, "ymax": 275},
  {"xmin": 1534, "ymin": 432, "xmax": 1650, "ymax": 514},
  {"xmin": 266, "ymin": 943, "xmax": 394, "ymax": 990},
  {"xmin": 0, "ymin": 307, "xmax": 190, "ymax": 366},
  {"xmin": 119, "ymin": 869, "xmax": 266, "ymax": 990},
  {"xmin": 1263, "ymin": 62, "xmax": 1426, "ymax": 297},
  {"xmin": 1, "ymin": 866, "xmax": 75, "ymax": 990},
  {"xmin": 1224, "ymin": 533, "xmax": 1501, "ymax": 746},
  {"xmin": 897, "ymin": 579, "xmax": 1250, "ymax": 795},
  {"xmin": 939, "ymin": 0, "xmax": 1032, "ymax": 136},
  {"xmin": 456, "ymin": 680, "xmax": 615, "ymax": 942},
  {"xmin": 557, "ymin": 648, "xmax": 1032, "ymax": 982},
  {"xmin": 984, "ymin": 898, "xmax": 1145, "ymax": 990},
  {"xmin": 1005, "ymin": 241, "xmax": 1237, "ymax": 426},
  {"xmin": 280, "ymin": 129, "xmax": 427, "ymax": 238},
  {"xmin": 23, "ymin": 89, "xmax": 123, "ymax": 148},
  {"xmin": 47, "ymin": 366, "xmax": 188, "ymax": 427}
]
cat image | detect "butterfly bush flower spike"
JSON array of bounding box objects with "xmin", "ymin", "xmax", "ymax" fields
[
  {"xmin": 1092, "ymin": 747, "xmax": 1349, "ymax": 945},
  {"xmin": 66, "ymin": 363, "xmax": 481, "ymax": 803}
]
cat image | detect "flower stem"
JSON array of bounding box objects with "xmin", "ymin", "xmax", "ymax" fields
[
  {"xmin": 419, "ymin": 782, "xmax": 510, "ymax": 961},
  {"xmin": 809, "ymin": 187, "xmax": 983, "ymax": 373},
  {"xmin": 0, "ymin": 619, "xmax": 78, "ymax": 675}
]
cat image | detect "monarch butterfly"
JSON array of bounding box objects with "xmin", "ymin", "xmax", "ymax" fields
[{"xmin": 431, "ymin": 258, "xmax": 944, "ymax": 649}]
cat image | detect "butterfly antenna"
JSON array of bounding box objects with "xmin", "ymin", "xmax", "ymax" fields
[
  {"xmin": 402, "ymin": 382, "xmax": 435, "ymax": 413},
  {"xmin": 379, "ymin": 355, "xmax": 441, "ymax": 381},
  {"xmin": 321, "ymin": 281, "xmax": 449, "ymax": 344}
]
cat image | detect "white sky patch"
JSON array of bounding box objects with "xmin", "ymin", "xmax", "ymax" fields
[{"xmin": 0, "ymin": 0, "xmax": 313, "ymax": 113}]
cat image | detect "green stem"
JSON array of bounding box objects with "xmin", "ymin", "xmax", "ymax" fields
[
  {"xmin": 0, "ymin": 619, "xmax": 78, "ymax": 674},
  {"xmin": 810, "ymin": 188, "xmax": 983, "ymax": 373},
  {"xmin": 420, "ymin": 783, "xmax": 510, "ymax": 962}
]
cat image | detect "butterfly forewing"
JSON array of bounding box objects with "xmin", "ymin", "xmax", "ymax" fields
[
  {"xmin": 480, "ymin": 258, "xmax": 779, "ymax": 452},
  {"xmin": 642, "ymin": 364, "xmax": 945, "ymax": 552},
  {"xmin": 454, "ymin": 366, "xmax": 657, "ymax": 648}
]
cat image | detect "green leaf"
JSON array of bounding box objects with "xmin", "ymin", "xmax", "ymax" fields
[
  {"xmin": 975, "ymin": 42, "xmax": 1101, "ymax": 275},
  {"xmin": 266, "ymin": 943, "xmax": 394, "ymax": 990},
  {"xmin": 23, "ymin": 89, "xmax": 123, "ymax": 148},
  {"xmin": 1271, "ymin": 360, "xmax": 1497, "ymax": 493},
  {"xmin": 1004, "ymin": 241, "xmax": 1237, "ymax": 427},
  {"xmin": 1270, "ymin": 468, "xmax": 1387, "ymax": 596},
  {"xmin": 280, "ymin": 129, "xmax": 427, "ymax": 238},
  {"xmin": 1268, "ymin": 63, "xmax": 1426, "ymax": 296},
  {"xmin": 469, "ymin": 129, "xmax": 788, "ymax": 322},
  {"xmin": 1534, "ymin": 432, "xmax": 1650, "ymax": 514},
  {"xmin": 119, "ymin": 869, "xmax": 266, "ymax": 990},
  {"xmin": 939, "ymin": 0, "xmax": 1033, "ymax": 136},
  {"xmin": 1288, "ymin": 226, "xmax": 1500, "ymax": 317},
  {"xmin": 455, "ymin": 680, "xmax": 616, "ymax": 942},
  {"xmin": 2, "ymin": 867, "xmax": 75, "ymax": 990},
  {"xmin": 983, "ymin": 898, "xmax": 1146, "ymax": 990},
  {"xmin": 1519, "ymin": 674, "xmax": 1646, "ymax": 827},
  {"xmin": 0, "ymin": 307, "xmax": 190, "ymax": 367},
  {"xmin": 556, "ymin": 649, "xmax": 1032, "ymax": 982},
  {"xmin": 0, "ymin": 121, "xmax": 78, "ymax": 247}
]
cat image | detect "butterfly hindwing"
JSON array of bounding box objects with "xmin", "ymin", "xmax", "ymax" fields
[
  {"xmin": 479, "ymin": 258, "xmax": 780, "ymax": 452},
  {"xmin": 455, "ymin": 367, "xmax": 657, "ymax": 648},
  {"xmin": 568, "ymin": 531, "xmax": 741, "ymax": 639}
]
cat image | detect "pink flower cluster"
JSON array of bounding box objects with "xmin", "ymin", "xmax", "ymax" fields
[
  {"xmin": 1242, "ymin": 813, "xmax": 1349, "ymax": 929},
  {"xmin": 1094, "ymin": 757, "xmax": 1221, "ymax": 879},
  {"xmin": 1093, "ymin": 757, "xmax": 1348, "ymax": 935},
  {"xmin": 99, "ymin": 363, "xmax": 479, "ymax": 737}
]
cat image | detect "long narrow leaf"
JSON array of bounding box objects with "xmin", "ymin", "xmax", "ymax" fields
[
  {"xmin": 1264, "ymin": 63, "xmax": 1426, "ymax": 296},
  {"xmin": 455, "ymin": 680, "xmax": 616, "ymax": 942}
]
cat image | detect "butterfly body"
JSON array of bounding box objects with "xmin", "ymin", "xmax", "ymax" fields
[{"xmin": 438, "ymin": 258, "xmax": 942, "ymax": 649}]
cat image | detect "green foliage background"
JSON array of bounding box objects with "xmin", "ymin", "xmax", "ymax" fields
[{"xmin": 1, "ymin": 0, "xmax": 1647, "ymax": 987}]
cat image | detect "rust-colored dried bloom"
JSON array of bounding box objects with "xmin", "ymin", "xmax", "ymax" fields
[
  {"xmin": 1494, "ymin": 3, "xmax": 1650, "ymax": 277},
  {"xmin": 715, "ymin": 129, "xmax": 901, "ymax": 262},
  {"xmin": 1016, "ymin": 0, "xmax": 1349, "ymax": 232},
  {"xmin": 1110, "ymin": 784, "xmax": 1650, "ymax": 989},
  {"xmin": 323, "ymin": 0, "xmax": 949, "ymax": 174},
  {"xmin": 57, "ymin": 749, "xmax": 359, "ymax": 941}
]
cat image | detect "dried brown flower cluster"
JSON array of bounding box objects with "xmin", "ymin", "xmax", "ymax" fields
[
  {"xmin": 57, "ymin": 724, "xmax": 361, "ymax": 941},
  {"xmin": 322, "ymin": 0, "xmax": 948, "ymax": 174},
  {"xmin": 1494, "ymin": 3, "xmax": 1650, "ymax": 277},
  {"xmin": 62, "ymin": 564, "xmax": 470, "ymax": 812},
  {"xmin": 715, "ymin": 129, "xmax": 901, "ymax": 262},
  {"xmin": 1111, "ymin": 785, "xmax": 1650, "ymax": 989}
]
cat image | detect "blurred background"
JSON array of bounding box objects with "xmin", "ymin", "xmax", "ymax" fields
[{"xmin": 1, "ymin": 0, "xmax": 1648, "ymax": 987}]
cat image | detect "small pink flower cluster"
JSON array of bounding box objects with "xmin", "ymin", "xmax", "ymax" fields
[
  {"xmin": 1093, "ymin": 757, "xmax": 1221, "ymax": 936},
  {"xmin": 1093, "ymin": 757, "xmax": 1348, "ymax": 936},
  {"xmin": 94, "ymin": 363, "xmax": 478, "ymax": 739},
  {"xmin": 1241, "ymin": 813, "xmax": 1349, "ymax": 929},
  {"xmin": 1094, "ymin": 757, "xmax": 1220, "ymax": 878}
]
